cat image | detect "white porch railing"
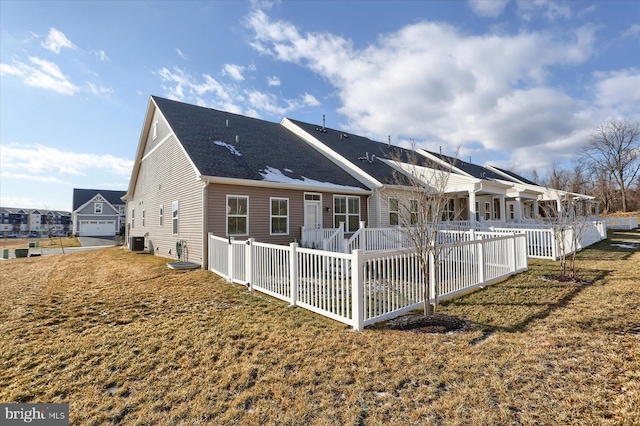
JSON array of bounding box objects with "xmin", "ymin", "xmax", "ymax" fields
[
  {"xmin": 209, "ymin": 232, "xmax": 528, "ymax": 331},
  {"xmin": 605, "ymin": 217, "xmax": 638, "ymax": 230},
  {"xmin": 301, "ymin": 225, "xmax": 344, "ymax": 249}
]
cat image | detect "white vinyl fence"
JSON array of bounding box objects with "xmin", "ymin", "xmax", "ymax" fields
[
  {"xmin": 490, "ymin": 220, "xmax": 606, "ymax": 260},
  {"xmin": 605, "ymin": 217, "xmax": 638, "ymax": 230},
  {"xmin": 209, "ymin": 233, "xmax": 528, "ymax": 331}
]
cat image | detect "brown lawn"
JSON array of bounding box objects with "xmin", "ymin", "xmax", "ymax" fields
[
  {"xmin": 1, "ymin": 236, "xmax": 81, "ymax": 250},
  {"xmin": 0, "ymin": 230, "xmax": 638, "ymax": 425}
]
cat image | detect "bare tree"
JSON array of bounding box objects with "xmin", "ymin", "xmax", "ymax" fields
[
  {"xmin": 581, "ymin": 119, "xmax": 640, "ymax": 212},
  {"xmin": 385, "ymin": 147, "xmax": 462, "ymax": 316}
]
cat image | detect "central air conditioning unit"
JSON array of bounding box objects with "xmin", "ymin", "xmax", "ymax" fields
[{"xmin": 130, "ymin": 236, "xmax": 145, "ymax": 251}]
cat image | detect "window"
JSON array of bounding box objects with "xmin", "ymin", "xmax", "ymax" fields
[
  {"xmin": 142, "ymin": 209, "xmax": 145, "ymax": 227},
  {"xmin": 475, "ymin": 202, "xmax": 480, "ymax": 222},
  {"xmin": 389, "ymin": 198, "xmax": 399, "ymax": 226},
  {"xmin": 509, "ymin": 204, "xmax": 515, "ymax": 220},
  {"xmin": 172, "ymin": 201, "xmax": 179, "ymax": 234},
  {"xmin": 334, "ymin": 195, "xmax": 360, "ymax": 232},
  {"xmin": 305, "ymin": 193, "xmax": 321, "ymax": 201},
  {"xmin": 270, "ymin": 198, "xmax": 289, "ymax": 235},
  {"xmin": 131, "ymin": 208, "xmax": 135, "ymax": 229},
  {"xmin": 152, "ymin": 121, "xmax": 158, "ymax": 140},
  {"xmin": 118, "ymin": 205, "xmax": 125, "ymax": 215},
  {"xmin": 442, "ymin": 199, "xmax": 455, "ymax": 221},
  {"xmin": 159, "ymin": 205, "xmax": 163, "ymax": 227},
  {"xmin": 409, "ymin": 199, "xmax": 419, "ymax": 225},
  {"xmin": 227, "ymin": 196, "xmax": 248, "ymax": 235},
  {"xmin": 493, "ymin": 199, "xmax": 500, "ymax": 220},
  {"xmin": 94, "ymin": 203, "xmax": 103, "ymax": 214},
  {"xmin": 485, "ymin": 201, "xmax": 491, "ymax": 221}
]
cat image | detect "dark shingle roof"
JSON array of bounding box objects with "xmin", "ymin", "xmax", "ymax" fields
[
  {"xmin": 152, "ymin": 97, "xmax": 369, "ymax": 190},
  {"xmin": 73, "ymin": 189, "xmax": 126, "ymax": 211},
  {"xmin": 286, "ymin": 119, "xmax": 439, "ymax": 185},
  {"xmin": 423, "ymin": 151, "xmax": 505, "ymax": 181},
  {"xmin": 489, "ymin": 166, "xmax": 539, "ymax": 186}
]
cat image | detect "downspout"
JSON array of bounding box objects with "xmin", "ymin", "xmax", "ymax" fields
[{"xmin": 202, "ymin": 179, "xmax": 210, "ymax": 270}]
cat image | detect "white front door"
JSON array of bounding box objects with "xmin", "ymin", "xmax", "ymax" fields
[{"xmin": 304, "ymin": 201, "xmax": 322, "ymax": 229}]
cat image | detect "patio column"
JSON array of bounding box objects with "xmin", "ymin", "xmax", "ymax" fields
[
  {"xmin": 499, "ymin": 195, "xmax": 506, "ymax": 222},
  {"xmin": 556, "ymin": 197, "xmax": 562, "ymax": 213},
  {"xmin": 468, "ymin": 190, "xmax": 476, "ymax": 226},
  {"xmin": 515, "ymin": 197, "xmax": 523, "ymax": 221},
  {"xmin": 533, "ymin": 199, "xmax": 539, "ymax": 219}
]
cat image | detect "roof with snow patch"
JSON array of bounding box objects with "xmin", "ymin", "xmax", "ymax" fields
[{"xmin": 152, "ymin": 97, "xmax": 369, "ymax": 191}]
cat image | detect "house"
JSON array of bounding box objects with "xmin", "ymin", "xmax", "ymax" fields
[
  {"xmin": 71, "ymin": 189, "xmax": 126, "ymax": 236},
  {"xmin": 123, "ymin": 96, "xmax": 371, "ymax": 266},
  {"xmin": 126, "ymin": 96, "xmax": 597, "ymax": 267}
]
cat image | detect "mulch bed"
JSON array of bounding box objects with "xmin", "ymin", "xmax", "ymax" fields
[
  {"xmin": 539, "ymin": 275, "xmax": 593, "ymax": 285},
  {"xmin": 384, "ymin": 313, "xmax": 472, "ymax": 334}
]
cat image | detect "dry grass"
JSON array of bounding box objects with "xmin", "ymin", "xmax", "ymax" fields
[
  {"xmin": 1, "ymin": 237, "xmax": 81, "ymax": 250},
  {"xmin": 1, "ymin": 231, "xmax": 639, "ymax": 425}
]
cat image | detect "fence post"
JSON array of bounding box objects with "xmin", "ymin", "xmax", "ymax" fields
[
  {"xmin": 246, "ymin": 238, "xmax": 254, "ymax": 291},
  {"xmin": 510, "ymin": 234, "xmax": 517, "ymax": 273},
  {"xmin": 429, "ymin": 251, "xmax": 436, "ymax": 306},
  {"xmin": 289, "ymin": 242, "xmax": 298, "ymax": 307},
  {"xmin": 359, "ymin": 221, "xmax": 366, "ymax": 251},
  {"xmin": 351, "ymin": 249, "xmax": 364, "ymax": 331},
  {"xmin": 207, "ymin": 232, "xmax": 212, "ymax": 271},
  {"xmin": 227, "ymin": 237, "xmax": 234, "ymax": 283},
  {"xmin": 550, "ymin": 230, "xmax": 558, "ymax": 261},
  {"xmin": 477, "ymin": 238, "xmax": 485, "ymax": 284}
]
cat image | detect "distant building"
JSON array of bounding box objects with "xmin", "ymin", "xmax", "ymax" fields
[
  {"xmin": 71, "ymin": 189, "xmax": 126, "ymax": 236},
  {"xmin": 0, "ymin": 207, "xmax": 72, "ymax": 236}
]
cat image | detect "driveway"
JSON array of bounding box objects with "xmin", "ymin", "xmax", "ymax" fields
[{"xmin": 77, "ymin": 236, "xmax": 117, "ymax": 247}]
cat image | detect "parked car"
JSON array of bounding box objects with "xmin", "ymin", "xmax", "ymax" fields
[{"xmin": 28, "ymin": 232, "xmax": 39, "ymax": 238}]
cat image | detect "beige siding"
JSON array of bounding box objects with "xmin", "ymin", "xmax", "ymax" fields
[
  {"xmin": 207, "ymin": 184, "xmax": 368, "ymax": 244},
  {"xmin": 128, "ymin": 134, "xmax": 204, "ymax": 263}
]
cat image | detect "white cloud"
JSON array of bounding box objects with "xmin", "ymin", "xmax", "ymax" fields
[
  {"xmin": 86, "ymin": 82, "xmax": 114, "ymax": 95},
  {"xmin": 176, "ymin": 48, "xmax": 188, "ymax": 59},
  {"xmin": 0, "ymin": 56, "xmax": 79, "ymax": 95},
  {"xmin": 468, "ymin": 0, "xmax": 510, "ymax": 18},
  {"xmin": 516, "ymin": 0, "xmax": 572, "ymax": 21},
  {"xmin": 0, "ymin": 172, "xmax": 73, "ymax": 186},
  {"xmin": 0, "ymin": 195, "xmax": 55, "ymax": 210},
  {"xmin": 95, "ymin": 50, "xmax": 110, "ymax": 61},
  {"xmin": 245, "ymin": 8, "xmax": 605, "ymax": 171},
  {"xmin": 156, "ymin": 65, "xmax": 314, "ymax": 118},
  {"xmin": 222, "ymin": 63, "xmax": 246, "ymax": 81},
  {"xmin": 267, "ymin": 76, "xmax": 281, "ymax": 86},
  {"xmin": 41, "ymin": 28, "xmax": 76, "ymax": 53},
  {"xmin": 621, "ymin": 24, "xmax": 640, "ymax": 41},
  {"xmin": 302, "ymin": 92, "xmax": 320, "ymax": 106},
  {"xmin": 594, "ymin": 69, "xmax": 640, "ymax": 115},
  {"xmin": 0, "ymin": 143, "xmax": 133, "ymax": 176}
]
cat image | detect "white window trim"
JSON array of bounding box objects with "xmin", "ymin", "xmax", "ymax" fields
[
  {"xmin": 172, "ymin": 201, "xmax": 179, "ymax": 235},
  {"xmin": 389, "ymin": 198, "xmax": 399, "ymax": 227},
  {"xmin": 152, "ymin": 120, "xmax": 158, "ymax": 140},
  {"xmin": 159, "ymin": 204, "xmax": 163, "ymax": 227},
  {"xmin": 226, "ymin": 195, "xmax": 249, "ymax": 236},
  {"xmin": 270, "ymin": 197, "xmax": 289, "ymax": 235},
  {"xmin": 333, "ymin": 195, "xmax": 360, "ymax": 232},
  {"xmin": 94, "ymin": 203, "xmax": 103, "ymax": 214}
]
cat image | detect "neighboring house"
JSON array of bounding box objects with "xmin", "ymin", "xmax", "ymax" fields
[
  {"xmin": 72, "ymin": 189, "xmax": 126, "ymax": 236},
  {"xmin": 123, "ymin": 96, "xmax": 371, "ymax": 266},
  {"xmin": 0, "ymin": 207, "xmax": 72, "ymax": 236}
]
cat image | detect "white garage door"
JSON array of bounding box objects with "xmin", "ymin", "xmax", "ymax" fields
[{"xmin": 79, "ymin": 220, "xmax": 116, "ymax": 236}]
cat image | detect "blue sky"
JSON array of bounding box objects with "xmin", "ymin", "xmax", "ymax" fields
[{"xmin": 1, "ymin": 0, "xmax": 638, "ymax": 211}]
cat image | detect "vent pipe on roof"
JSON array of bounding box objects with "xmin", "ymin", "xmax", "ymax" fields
[
  {"xmin": 439, "ymin": 146, "xmax": 442, "ymax": 155},
  {"xmin": 226, "ymin": 119, "xmax": 229, "ymax": 127},
  {"xmin": 322, "ymin": 114, "xmax": 326, "ymax": 129},
  {"xmin": 388, "ymin": 135, "xmax": 391, "ymax": 148},
  {"xmin": 235, "ymin": 135, "xmax": 239, "ymax": 143}
]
